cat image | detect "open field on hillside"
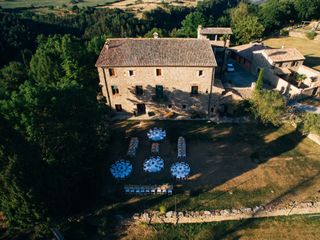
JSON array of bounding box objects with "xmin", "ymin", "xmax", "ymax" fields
[
  {"xmin": 263, "ymin": 37, "xmax": 320, "ymax": 71},
  {"xmin": 0, "ymin": 0, "xmax": 117, "ymax": 8},
  {"xmin": 123, "ymin": 215, "xmax": 320, "ymax": 240},
  {"xmin": 0, "ymin": 0, "xmax": 195, "ymax": 18},
  {"xmin": 99, "ymin": 0, "xmax": 196, "ymax": 17},
  {"xmin": 101, "ymin": 121, "xmax": 320, "ymax": 212},
  {"xmin": 0, "ymin": 0, "xmax": 195, "ymax": 16}
]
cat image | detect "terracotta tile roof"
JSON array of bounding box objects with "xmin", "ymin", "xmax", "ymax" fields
[
  {"xmin": 230, "ymin": 43, "xmax": 269, "ymax": 62},
  {"xmin": 200, "ymin": 27, "xmax": 233, "ymax": 35},
  {"xmin": 263, "ymin": 48, "xmax": 305, "ymax": 63},
  {"xmin": 220, "ymin": 88, "xmax": 252, "ymax": 103},
  {"xmin": 95, "ymin": 38, "xmax": 217, "ymax": 67}
]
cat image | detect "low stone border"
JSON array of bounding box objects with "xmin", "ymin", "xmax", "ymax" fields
[
  {"xmin": 133, "ymin": 201, "xmax": 320, "ymax": 224},
  {"xmin": 308, "ymin": 133, "xmax": 320, "ymax": 145}
]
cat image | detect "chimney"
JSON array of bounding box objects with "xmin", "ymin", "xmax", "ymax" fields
[
  {"xmin": 105, "ymin": 40, "xmax": 109, "ymax": 50},
  {"xmin": 153, "ymin": 32, "xmax": 159, "ymax": 39},
  {"xmin": 197, "ymin": 25, "xmax": 202, "ymax": 39}
]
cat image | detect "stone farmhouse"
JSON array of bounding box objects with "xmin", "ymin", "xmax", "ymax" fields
[
  {"xmin": 231, "ymin": 44, "xmax": 320, "ymax": 98},
  {"xmin": 95, "ymin": 37, "xmax": 219, "ymax": 119}
]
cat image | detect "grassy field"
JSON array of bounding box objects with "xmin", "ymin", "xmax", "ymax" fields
[
  {"xmin": 0, "ymin": 0, "xmax": 117, "ymax": 8},
  {"xmin": 0, "ymin": 0, "xmax": 195, "ymax": 18},
  {"xmin": 123, "ymin": 215, "xmax": 320, "ymax": 240},
  {"xmin": 263, "ymin": 37, "xmax": 320, "ymax": 71},
  {"xmin": 62, "ymin": 121, "xmax": 320, "ymax": 238},
  {"xmin": 100, "ymin": 121, "xmax": 320, "ymax": 212}
]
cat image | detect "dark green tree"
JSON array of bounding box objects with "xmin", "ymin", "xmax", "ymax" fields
[
  {"xmin": 0, "ymin": 35, "xmax": 110, "ymax": 224},
  {"xmin": 0, "ymin": 62, "xmax": 27, "ymax": 97},
  {"xmin": 231, "ymin": 2, "xmax": 265, "ymax": 44},
  {"xmin": 258, "ymin": 0, "xmax": 295, "ymax": 32},
  {"xmin": 251, "ymin": 90, "xmax": 286, "ymax": 126},
  {"xmin": 177, "ymin": 11, "xmax": 206, "ymax": 37},
  {"xmin": 303, "ymin": 113, "xmax": 320, "ymax": 135},
  {"xmin": 255, "ymin": 68, "xmax": 264, "ymax": 91},
  {"xmin": 293, "ymin": 0, "xmax": 320, "ymax": 20},
  {"xmin": 0, "ymin": 117, "xmax": 50, "ymax": 238}
]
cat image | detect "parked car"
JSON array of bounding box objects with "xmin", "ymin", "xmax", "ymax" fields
[{"xmin": 227, "ymin": 63, "xmax": 235, "ymax": 72}]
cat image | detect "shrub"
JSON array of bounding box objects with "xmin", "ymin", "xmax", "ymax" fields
[
  {"xmin": 303, "ymin": 113, "xmax": 320, "ymax": 135},
  {"xmin": 280, "ymin": 29, "xmax": 289, "ymax": 36},
  {"xmin": 305, "ymin": 31, "xmax": 317, "ymax": 40},
  {"xmin": 250, "ymin": 90, "xmax": 286, "ymax": 126},
  {"xmin": 159, "ymin": 205, "xmax": 167, "ymax": 213}
]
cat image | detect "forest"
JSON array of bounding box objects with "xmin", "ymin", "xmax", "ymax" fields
[{"xmin": 0, "ymin": 0, "xmax": 320, "ymax": 238}]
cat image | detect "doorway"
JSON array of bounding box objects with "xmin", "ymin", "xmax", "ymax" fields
[
  {"xmin": 312, "ymin": 87, "xmax": 319, "ymax": 96},
  {"xmin": 137, "ymin": 104, "xmax": 146, "ymax": 115}
]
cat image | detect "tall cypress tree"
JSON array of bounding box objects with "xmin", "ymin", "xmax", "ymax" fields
[{"xmin": 255, "ymin": 68, "xmax": 264, "ymax": 92}]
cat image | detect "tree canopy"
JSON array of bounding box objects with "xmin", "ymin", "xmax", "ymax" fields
[
  {"xmin": 231, "ymin": 2, "xmax": 265, "ymax": 44},
  {"xmin": 251, "ymin": 90, "xmax": 286, "ymax": 126},
  {"xmin": 0, "ymin": 35, "xmax": 110, "ymax": 238},
  {"xmin": 177, "ymin": 11, "xmax": 206, "ymax": 37},
  {"xmin": 0, "ymin": 116, "xmax": 50, "ymax": 237},
  {"xmin": 303, "ymin": 113, "xmax": 320, "ymax": 135}
]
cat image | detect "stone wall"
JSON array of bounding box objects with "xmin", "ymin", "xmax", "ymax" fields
[
  {"xmin": 308, "ymin": 133, "xmax": 320, "ymax": 145},
  {"xmin": 97, "ymin": 66, "xmax": 217, "ymax": 118},
  {"xmin": 133, "ymin": 201, "xmax": 320, "ymax": 224}
]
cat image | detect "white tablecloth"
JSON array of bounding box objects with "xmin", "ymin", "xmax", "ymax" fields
[
  {"xmin": 147, "ymin": 128, "xmax": 166, "ymax": 141},
  {"xmin": 110, "ymin": 160, "xmax": 133, "ymax": 179},
  {"xmin": 143, "ymin": 156, "xmax": 164, "ymax": 173},
  {"xmin": 171, "ymin": 162, "xmax": 190, "ymax": 179}
]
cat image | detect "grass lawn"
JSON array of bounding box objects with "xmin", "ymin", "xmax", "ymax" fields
[
  {"xmin": 263, "ymin": 37, "xmax": 320, "ymax": 71},
  {"xmin": 100, "ymin": 121, "xmax": 320, "ymax": 212},
  {"xmin": 0, "ymin": 0, "xmax": 117, "ymax": 8},
  {"xmin": 123, "ymin": 215, "xmax": 320, "ymax": 240},
  {"xmin": 62, "ymin": 121, "xmax": 320, "ymax": 239}
]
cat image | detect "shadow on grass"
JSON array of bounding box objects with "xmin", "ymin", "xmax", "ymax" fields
[
  {"xmin": 88, "ymin": 102, "xmax": 309, "ymax": 239},
  {"xmin": 304, "ymin": 55, "xmax": 320, "ymax": 70}
]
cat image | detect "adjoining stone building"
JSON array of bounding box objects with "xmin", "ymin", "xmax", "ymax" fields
[
  {"xmin": 252, "ymin": 48, "xmax": 320, "ymax": 98},
  {"xmin": 197, "ymin": 26, "xmax": 233, "ymax": 48},
  {"xmin": 231, "ymin": 44, "xmax": 320, "ymax": 98},
  {"xmin": 95, "ymin": 37, "xmax": 218, "ymax": 119}
]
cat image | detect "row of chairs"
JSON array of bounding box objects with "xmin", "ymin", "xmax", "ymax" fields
[
  {"xmin": 127, "ymin": 137, "xmax": 139, "ymax": 157},
  {"xmin": 177, "ymin": 136, "xmax": 186, "ymax": 158},
  {"xmin": 151, "ymin": 142, "xmax": 160, "ymax": 154},
  {"xmin": 124, "ymin": 185, "xmax": 173, "ymax": 195}
]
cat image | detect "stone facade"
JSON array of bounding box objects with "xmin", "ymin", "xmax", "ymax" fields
[
  {"xmin": 197, "ymin": 25, "xmax": 232, "ymax": 47},
  {"xmin": 96, "ymin": 38, "xmax": 217, "ymax": 119},
  {"xmin": 252, "ymin": 50, "xmax": 320, "ymax": 98},
  {"xmin": 97, "ymin": 66, "xmax": 216, "ymax": 118}
]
